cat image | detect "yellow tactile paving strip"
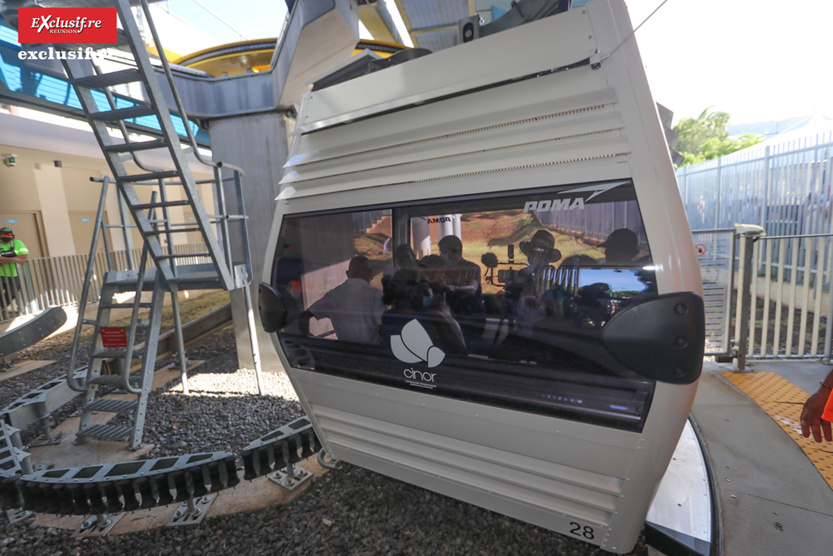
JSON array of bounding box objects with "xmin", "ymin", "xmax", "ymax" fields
[{"xmin": 722, "ymin": 372, "xmax": 833, "ymax": 490}]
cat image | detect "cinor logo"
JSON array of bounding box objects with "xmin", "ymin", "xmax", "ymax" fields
[{"xmin": 391, "ymin": 319, "xmax": 445, "ymax": 368}]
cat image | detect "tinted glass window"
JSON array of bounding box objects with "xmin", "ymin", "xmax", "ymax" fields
[{"xmin": 271, "ymin": 181, "xmax": 658, "ymax": 430}]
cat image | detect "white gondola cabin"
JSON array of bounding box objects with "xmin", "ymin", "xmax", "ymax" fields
[{"xmin": 259, "ymin": 1, "xmax": 704, "ymax": 552}]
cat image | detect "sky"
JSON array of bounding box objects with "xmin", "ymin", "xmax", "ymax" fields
[
  {"xmin": 627, "ymin": 0, "xmax": 833, "ymax": 125},
  {"xmin": 152, "ymin": 0, "xmax": 833, "ymax": 126}
]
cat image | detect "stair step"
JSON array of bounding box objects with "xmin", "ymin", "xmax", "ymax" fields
[
  {"xmin": 71, "ymin": 69, "xmax": 142, "ymax": 89},
  {"xmin": 84, "ymin": 399, "xmax": 138, "ymax": 415},
  {"xmin": 119, "ymin": 171, "xmax": 181, "ymax": 184},
  {"xmin": 158, "ymin": 252, "xmax": 212, "ymax": 259},
  {"xmin": 103, "ymin": 139, "xmax": 168, "ymax": 153},
  {"xmin": 132, "ymin": 200, "xmax": 192, "ymax": 211},
  {"xmin": 90, "ymin": 105, "xmax": 156, "ymax": 122},
  {"xmin": 91, "ymin": 349, "xmax": 144, "ymax": 359},
  {"xmin": 76, "ymin": 424, "xmax": 133, "ymax": 442},
  {"xmin": 145, "ymin": 226, "xmax": 202, "ymax": 235},
  {"xmin": 99, "ymin": 302, "xmax": 153, "ymax": 309},
  {"xmin": 88, "ymin": 375, "xmax": 139, "ymax": 388}
]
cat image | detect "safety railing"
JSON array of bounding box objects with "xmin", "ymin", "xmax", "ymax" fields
[
  {"xmin": 740, "ymin": 232, "xmax": 833, "ymax": 362},
  {"xmin": 707, "ymin": 225, "xmax": 833, "ymax": 369},
  {"xmin": 0, "ymin": 242, "xmax": 209, "ymax": 322}
]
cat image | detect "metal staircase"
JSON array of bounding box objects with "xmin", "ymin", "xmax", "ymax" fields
[
  {"xmin": 66, "ymin": 185, "xmax": 180, "ymax": 450},
  {"xmin": 60, "ymin": 0, "xmax": 249, "ymax": 293},
  {"xmin": 59, "ymin": 0, "xmax": 254, "ymax": 449},
  {"xmin": 74, "ymin": 265, "xmax": 164, "ymax": 450}
]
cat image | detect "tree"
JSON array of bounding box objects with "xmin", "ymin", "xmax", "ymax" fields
[{"xmin": 673, "ymin": 108, "xmax": 764, "ymax": 166}]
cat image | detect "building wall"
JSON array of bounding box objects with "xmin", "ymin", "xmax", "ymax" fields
[{"xmin": 0, "ymin": 111, "xmax": 215, "ymax": 260}]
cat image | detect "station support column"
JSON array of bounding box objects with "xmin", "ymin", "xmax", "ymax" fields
[
  {"xmin": 208, "ymin": 113, "xmax": 290, "ymax": 372},
  {"xmin": 176, "ymin": 0, "xmax": 358, "ymax": 373}
]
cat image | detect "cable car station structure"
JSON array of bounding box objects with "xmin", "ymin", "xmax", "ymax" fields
[{"xmin": 0, "ymin": 1, "xmax": 832, "ymax": 554}]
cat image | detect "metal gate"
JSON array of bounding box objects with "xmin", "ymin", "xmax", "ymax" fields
[
  {"xmin": 695, "ymin": 227, "xmax": 833, "ymax": 367},
  {"xmin": 693, "ymin": 229, "xmax": 736, "ymax": 357}
]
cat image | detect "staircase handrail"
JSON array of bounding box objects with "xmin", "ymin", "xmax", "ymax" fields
[
  {"xmin": 137, "ymin": 0, "xmax": 244, "ymax": 176},
  {"xmin": 66, "ymin": 176, "xmax": 112, "ymax": 392}
]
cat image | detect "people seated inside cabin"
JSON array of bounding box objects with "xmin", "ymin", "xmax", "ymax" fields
[
  {"xmin": 504, "ymin": 229, "xmax": 562, "ymax": 336},
  {"xmin": 560, "ymin": 253, "xmax": 599, "ymax": 268},
  {"xmin": 517, "ymin": 229, "xmax": 563, "ymax": 296},
  {"xmin": 382, "ymin": 244, "xmax": 418, "ymax": 287},
  {"xmin": 416, "ymin": 255, "xmax": 468, "ymax": 354},
  {"xmin": 298, "ymin": 255, "xmax": 385, "ymax": 345},
  {"xmin": 438, "ymin": 235, "xmax": 482, "ymax": 298},
  {"xmin": 271, "ymin": 236, "xmax": 304, "ymax": 295},
  {"xmin": 572, "ymin": 282, "xmax": 613, "ymax": 330},
  {"xmin": 599, "ymin": 228, "xmax": 641, "ymax": 265},
  {"xmin": 382, "ymin": 259, "xmax": 467, "ymax": 355},
  {"xmin": 382, "ymin": 268, "xmax": 421, "ymax": 344},
  {"xmin": 437, "ymin": 235, "xmax": 486, "ymax": 343}
]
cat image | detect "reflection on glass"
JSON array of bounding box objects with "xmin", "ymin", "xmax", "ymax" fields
[{"xmin": 270, "ymin": 181, "xmax": 660, "ymax": 430}]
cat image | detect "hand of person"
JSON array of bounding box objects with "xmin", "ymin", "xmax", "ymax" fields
[{"xmin": 800, "ymin": 388, "xmax": 833, "ymax": 443}]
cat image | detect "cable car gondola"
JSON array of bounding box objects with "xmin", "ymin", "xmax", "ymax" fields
[{"xmin": 259, "ymin": 1, "xmax": 704, "ymax": 552}]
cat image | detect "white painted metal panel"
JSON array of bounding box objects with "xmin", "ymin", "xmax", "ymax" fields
[{"xmin": 296, "ymin": 7, "xmax": 597, "ymax": 132}]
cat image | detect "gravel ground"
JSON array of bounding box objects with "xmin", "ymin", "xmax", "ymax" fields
[{"xmin": 0, "ymin": 323, "xmax": 650, "ymax": 556}]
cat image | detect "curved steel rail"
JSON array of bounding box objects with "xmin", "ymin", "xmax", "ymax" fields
[{"xmin": 0, "ymin": 417, "xmax": 320, "ymax": 517}]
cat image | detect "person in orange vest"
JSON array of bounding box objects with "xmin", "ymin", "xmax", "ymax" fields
[
  {"xmin": 800, "ymin": 370, "xmax": 833, "ymax": 442},
  {"xmin": 0, "ymin": 227, "xmax": 29, "ymax": 320}
]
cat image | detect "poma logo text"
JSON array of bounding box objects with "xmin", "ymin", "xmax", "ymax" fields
[
  {"xmin": 18, "ymin": 8, "xmax": 117, "ymax": 44},
  {"xmin": 523, "ymin": 198, "xmax": 585, "ymax": 213}
]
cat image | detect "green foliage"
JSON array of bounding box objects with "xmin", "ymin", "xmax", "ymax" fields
[{"xmin": 673, "ymin": 108, "xmax": 764, "ymax": 167}]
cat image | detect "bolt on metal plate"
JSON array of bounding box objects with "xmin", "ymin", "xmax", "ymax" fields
[
  {"xmin": 5, "ymin": 508, "xmax": 35, "ymax": 524},
  {"xmin": 165, "ymin": 494, "xmax": 217, "ymax": 527},
  {"xmin": 28, "ymin": 430, "xmax": 67, "ymax": 447},
  {"xmin": 72, "ymin": 512, "xmax": 125, "ymax": 537},
  {"xmin": 269, "ymin": 464, "xmax": 313, "ymax": 491}
]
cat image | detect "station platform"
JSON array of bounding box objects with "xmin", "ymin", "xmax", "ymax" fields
[{"xmin": 693, "ymin": 359, "xmax": 833, "ymax": 555}]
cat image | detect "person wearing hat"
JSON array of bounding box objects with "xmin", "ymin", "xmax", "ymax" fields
[
  {"xmin": 506, "ymin": 229, "xmax": 562, "ymax": 336},
  {"xmin": 517, "ymin": 229, "xmax": 562, "ymax": 294},
  {"xmin": 0, "ymin": 227, "xmax": 28, "ymax": 319},
  {"xmin": 599, "ymin": 228, "xmax": 640, "ymax": 265}
]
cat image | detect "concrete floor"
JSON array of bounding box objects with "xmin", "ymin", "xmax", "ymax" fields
[{"xmin": 692, "ymin": 360, "xmax": 833, "ymax": 555}]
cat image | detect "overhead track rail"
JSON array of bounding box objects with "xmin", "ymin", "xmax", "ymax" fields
[{"xmin": 0, "ymin": 22, "xmax": 211, "ymax": 146}]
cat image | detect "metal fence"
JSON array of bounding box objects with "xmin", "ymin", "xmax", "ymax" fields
[
  {"xmin": 687, "ymin": 228, "xmax": 833, "ymax": 365},
  {"xmin": 677, "ymin": 126, "xmax": 833, "ymax": 237},
  {"xmin": 678, "ymin": 126, "xmax": 833, "ymax": 362},
  {"xmin": 0, "ymin": 243, "xmax": 210, "ymax": 321},
  {"xmin": 743, "ymin": 233, "xmax": 833, "ymax": 360}
]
